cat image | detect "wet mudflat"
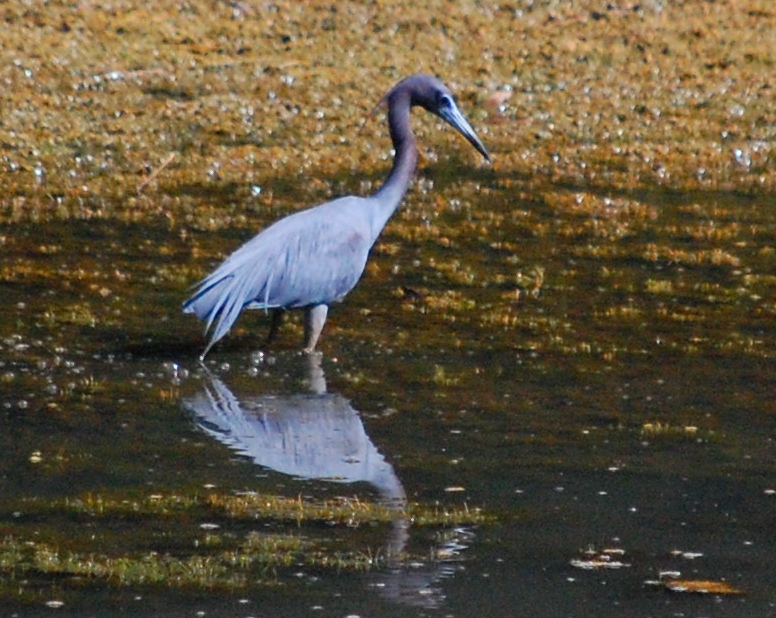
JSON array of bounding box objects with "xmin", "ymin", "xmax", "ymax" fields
[{"xmin": 2, "ymin": 0, "xmax": 776, "ymax": 616}]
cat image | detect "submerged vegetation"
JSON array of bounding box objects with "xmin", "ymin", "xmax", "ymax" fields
[{"xmin": 0, "ymin": 491, "xmax": 485, "ymax": 589}]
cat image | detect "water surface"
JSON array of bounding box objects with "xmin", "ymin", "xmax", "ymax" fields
[{"xmin": 1, "ymin": 185, "xmax": 775, "ymax": 617}]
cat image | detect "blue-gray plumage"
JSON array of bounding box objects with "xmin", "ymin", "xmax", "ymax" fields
[{"xmin": 183, "ymin": 74, "xmax": 490, "ymax": 359}]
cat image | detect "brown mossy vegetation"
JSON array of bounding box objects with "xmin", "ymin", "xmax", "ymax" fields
[
  {"xmin": 1, "ymin": 0, "xmax": 774, "ymax": 226},
  {"xmin": 4, "ymin": 0, "xmax": 771, "ymax": 363}
]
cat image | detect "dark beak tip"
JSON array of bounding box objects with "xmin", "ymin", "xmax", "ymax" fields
[{"xmin": 473, "ymin": 140, "xmax": 490, "ymax": 163}]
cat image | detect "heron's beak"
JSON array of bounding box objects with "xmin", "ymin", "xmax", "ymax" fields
[{"xmin": 438, "ymin": 103, "xmax": 490, "ymax": 162}]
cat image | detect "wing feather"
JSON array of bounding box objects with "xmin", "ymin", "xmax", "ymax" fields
[{"xmin": 183, "ymin": 196, "xmax": 373, "ymax": 351}]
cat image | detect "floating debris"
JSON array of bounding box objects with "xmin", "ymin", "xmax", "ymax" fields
[
  {"xmin": 570, "ymin": 547, "xmax": 631, "ymax": 570},
  {"xmin": 669, "ymin": 549, "xmax": 704, "ymax": 560},
  {"xmin": 45, "ymin": 600, "xmax": 65, "ymax": 609},
  {"xmin": 641, "ymin": 422, "xmax": 709, "ymax": 439}
]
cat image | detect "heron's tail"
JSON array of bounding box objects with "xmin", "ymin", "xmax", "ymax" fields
[{"xmin": 183, "ymin": 273, "xmax": 261, "ymax": 359}]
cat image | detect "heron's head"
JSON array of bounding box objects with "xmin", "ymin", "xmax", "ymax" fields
[{"xmin": 380, "ymin": 74, "xmax": 490, "ymax": 162}]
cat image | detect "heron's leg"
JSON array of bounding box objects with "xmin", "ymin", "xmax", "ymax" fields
[
  {"xmin": 303, "ymin": 304, "xmax": 328, "ymax": 352},
  {"xmin": 264, "ymin": 309, "xmax": 284, "ymax": 345}
]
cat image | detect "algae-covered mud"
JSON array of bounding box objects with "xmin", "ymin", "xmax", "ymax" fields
[{"xmin": 1, "ymin": 0, "xmax": 776, "ymax": 616}]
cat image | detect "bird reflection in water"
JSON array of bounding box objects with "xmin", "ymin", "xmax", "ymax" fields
[{"xmin": 182, "ymin": 353, "xmax": 474, "ymax": 608}]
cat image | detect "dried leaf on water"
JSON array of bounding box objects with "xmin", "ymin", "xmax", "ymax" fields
[{"xmin": 662, "ymin": 579, "xmax": 744, "ymax": 595}]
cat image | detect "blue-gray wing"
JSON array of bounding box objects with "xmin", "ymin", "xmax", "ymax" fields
[{"xmin": 183, "ymin": 196, "xmax": 372, "ymax": 349}]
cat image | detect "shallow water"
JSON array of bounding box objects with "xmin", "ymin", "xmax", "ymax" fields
[{"xmin": 1, "ymin": 182, "xmax": 775, "ymax": 617}]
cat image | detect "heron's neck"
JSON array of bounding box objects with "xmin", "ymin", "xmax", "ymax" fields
[{"xmin": 370, "ymin": 100, "xmax": 418, "ymax": 242}]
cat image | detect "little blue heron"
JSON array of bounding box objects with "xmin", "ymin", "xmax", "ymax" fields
[{"xmin": 183, "ymin": 74, "xmax": 490, "ymax": 359}]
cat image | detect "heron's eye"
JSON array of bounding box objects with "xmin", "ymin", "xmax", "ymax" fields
[{"xmin": 437, "ymin": 93, "xmax": 454, "ymax": 110}]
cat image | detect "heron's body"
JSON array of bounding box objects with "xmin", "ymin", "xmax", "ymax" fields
[{"xmin": 184, "ymin": 74, "xmax": 489, "ymax": 359}]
